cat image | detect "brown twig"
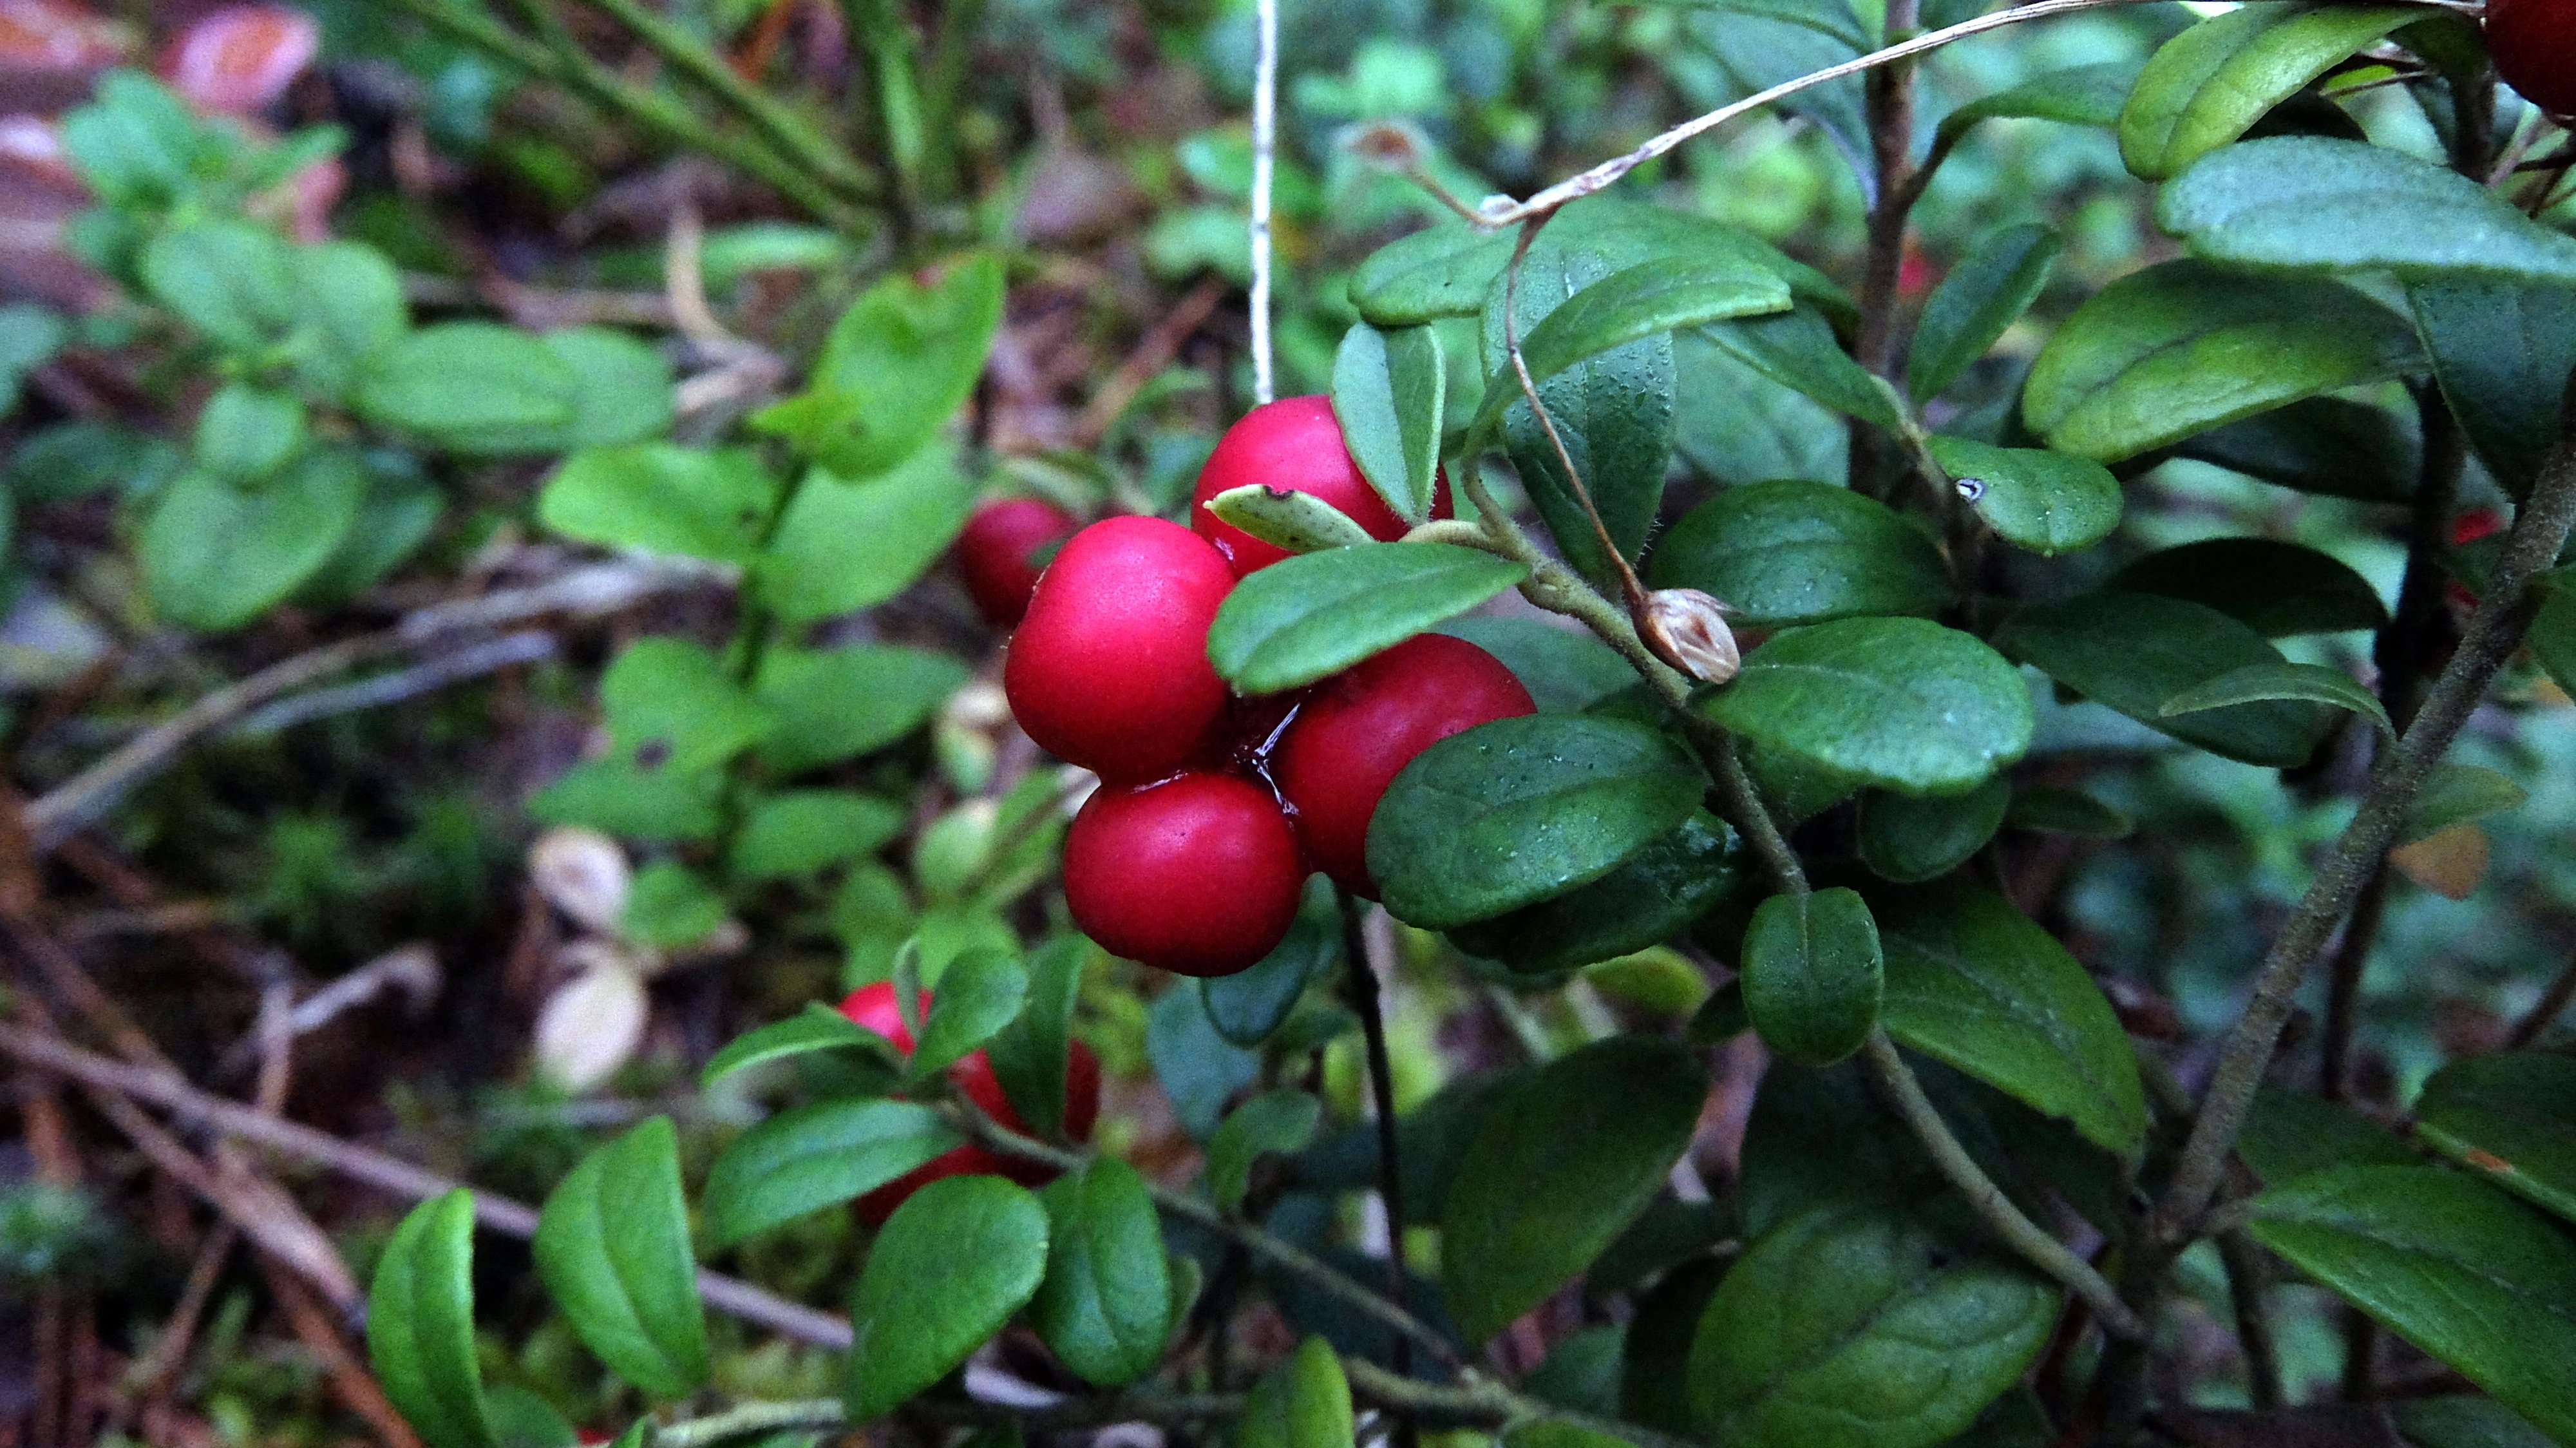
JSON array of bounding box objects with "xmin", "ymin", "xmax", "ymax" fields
[{"xmin": 1074, "ymin": 276, "xmax": 1229, "ymax": 447}]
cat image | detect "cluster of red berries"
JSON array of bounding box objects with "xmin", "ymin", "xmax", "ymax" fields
[{"xmin": 955, "ymin": 397, "xmax": 1537, "ymax": 977}]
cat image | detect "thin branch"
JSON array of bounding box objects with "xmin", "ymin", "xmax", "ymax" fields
[
  {"xmin": 1500, "ymin": 218, "xmax": 1651, "ymax": 616},
  {"xmin": 2508, "ymin": 941, "xmax": 2576, "ymax": 1047},
  {"xmin": 1249, "ymin": 0, "xmax": 1280, "ymax": 404},
  {"xmin": 576, "ymin": 0, "xmax": 874, "ymax": 202},
  {"xmin": 2217, "ymin": 1228, "xmax": 2283, "ymax": 1412},
  {"xmin": 1860, "ymin": 1031, "xmax": 2146, "ymax": 1338}
]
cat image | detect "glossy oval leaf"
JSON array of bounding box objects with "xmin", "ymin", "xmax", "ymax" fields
[
  {"xmin": 2415, "ymin": 1053, "xmax": 2576, "ymax": 1224},
  {"xmin": 846, "ymin": 1175, "xmax": 1050, "ymax": 1422},
  {"xmin": 1351, "ymin": 221, "xmax": 1519, "ymax": 325},
  {"xmin": 539, "ymin": 444, "xmax": 779, "ymax": 566},
  {"xmin": 752, "ymin": 252, "xmax": 1003, "ymax": 479},
  {"xmin": 2109, "ymin": 537, "xmax": 2390, "ymax": 636},
  {"xmin": 703, "ymin": 1099, "xmax": 963, "ymax": 1246},
  {"xmin": 1934, "ymin": 62, "xmax": 2135, "ymax": 156},
  {"xmin": 1446, "ymin": 811, "xmax": 1746, "ymax": 975},
  {"xmin": 1513, "ymin": 254, "xmax": 1791, "ymax": 390},
  {"xmin": 2401, "ymin": 764, "xmax": 2529, "ymax": 848},
  {"xmin": 1332, "ymin": 321, "xmax": 1446, "ymax": 525},
  {"xmin": 1030, "ymin": 1159, "xmax": 1170, "ymax": 1387},
  {"xmin": 907, "ymin": 948, "xmax": 1027, "ymax": 1083},
  {"xmin": 1996, "ymin": 592, "xmax": 2337, "ymax": 767},
  {"xmin": 1689, "ymin": 1201, "xmax": 2057, "ymax": 1448},
  {"xmin": 1872, "ymin": 883, "xmax": 2147, "ymax": 1153},
  {"xmin": 1906, "ymin": 224, "xmax": 2061, "ymax": 404},
  {"xmin": 1209, "ymin": 1091, "xmax": 1323, "ymax": 1213},
  {"xmin": 1701, "ymin": 618, "xmax": 2033, "ymax": 797},
  {"xmin": 1206, "ymin": 542, "xmax": 1529, "ymax": 694},
  {"xmin": 2410, "ymin": 279, "xmax": 2576, "ymax": 500},
  {"xmin": 1742, "ymin": 888, "xmax": 1884, "ymax": 1067},
  {"xmin": 1370, "ymin": 714, "xmax": 1707, "ymax": 930},
  {"xmin": 368, "ymin": 1189, "xmax": 498, "ymax": 1448},
  {"xmin": 2022, "ymin": 260, "xmax": 2420, "ymax": 463},
  {"xmin": 1208, "ymin": 483, "xmax": 1377, "ymax": 557},
  {"xmin": 1443, "ymin": 1036, "xmax": 1708, "ymax": 1343},
  {"xmin": 2161, "ymin": 661, "xmax": 2391, "ymax": 737},
  {"xmin": 1202, "ymin": 882, "xmax": 1342, "ymax": 1047},
  {"xmin": 702, "ymin": 1003, "xmax": 899, "ymax": 1089},
  {"xmin": 2250, "ymin": 1165, "xmax": 2576, "ymax": 1443},
  {"xmin": 1240, "ymin": 1338, "xmax": 1356, "ymax": 1448},
  {"xmin": 1647, "ymin": 480, "xmax": 1953, "ymax": 627},
  {"xmin": 1859, "ymin": 775, "xmax": 2012, "ymax": 884},
  {"xmin": 531, "ymin": 1118, "xmax": 708, "ymax": 1398},
  {"xmin": 2175, "ymin": 397, "xmax": 2419, "ymax": 503},
  {"xmin": 987, "ymin": 935, "xmax": 1086, "ymax": 1137},
  {"xmin": 2119, "ymin": 6, "xmax": 2415, "ymax": 180},
  {"xmin": 1926, "ymin": 436, "xmax": 2119, "ymax": 557},
  {"xmin": 756, "ymin": 447, "xmax": 976, "ymax": 625}
]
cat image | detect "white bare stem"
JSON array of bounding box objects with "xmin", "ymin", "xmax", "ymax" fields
[{"xmin": 1250, "ymin": 0, "xmax": 1280, "ymax": 403}]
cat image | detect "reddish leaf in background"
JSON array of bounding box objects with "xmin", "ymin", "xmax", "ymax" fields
[{"xmin": 160, "ymin": 4, "xmax": 316, "ymax": 116}]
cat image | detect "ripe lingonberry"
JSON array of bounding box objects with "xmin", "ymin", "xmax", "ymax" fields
[
  {"xmin": 2488, "ymin": 0, "xmax": 2576, "ymax": 116},
  {"xmin": 1274, "ymin": 634, "xmax": 1534, "ymax": 897},
  {"xmin": 837, "ymin": 981, "xmax": 1102, "ymax": 1223},
  {"xmin": 1191, "ymin": 395, "xmax": 1454, "ymax": 575},
  {"xmin": 1004, "ymin": 516, "xmax": 1236, "ymax": 781},
  {"xmin": 956, "ymin": 497, "xmax": 1076, "ymax": 628},
  {"xmin": 1063, "ymin": 772, "xmax": 1305, "ymax": 976}
]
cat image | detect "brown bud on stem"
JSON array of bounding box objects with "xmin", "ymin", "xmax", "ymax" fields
[{"xmin": 1640, "ymin": 587, "xmax": 1741, "ymax": 685}]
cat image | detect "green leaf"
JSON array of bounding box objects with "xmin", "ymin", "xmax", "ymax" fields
[
  {"xmin": 846, "ymin": 1176, "xmax": 1049, "ymax": 1422},
  {"xmin": 1907, "ymin": 224, "xmax": 2061, "ymax": 404},
  {"xmin": 2409, "ymin": 280, "xmax": 2576, "ymax": 499},
  {"xmin": 2415, "ymin": 1053, "xmax": 2576, "ymax": 1225},
  {"xmin": 2161, "ymin": 138, "xmax": 2576, "ymax": 286},
  {"xmin": 486, "ymin": 1385, "xmax": 575, "ymax": 1448},
  {"xmin": 2392, "ymin": 1396, "xmax": 2562, "ymax": 1448},
  {"xmin": 752, "ymin": 253, "xmax": 1002, "ymax": 478},
  {"xmin": 986, "ymin": 935, "xmax": 1084, "ymax": 1137},
  {"xmin": 1439, "ymin": 616, "xmax": 1636, "ymax": 714},
  {"xmin": 529, "ymin": 759, "xmax": 723, "ymax": 843},
  {"xmin": 1202, "ymin": 882, "xmax": 1341, "ymax": 1046},
  {"xmin": 1933, "ymin": 62, "xmax": 2134, "ymax": 156},
  {"xmin": 539, "ymin": 445, "xmax": 778, "ymax": 566},
  {"xmin": 2119, "ymin": 6, "xmax": 2416, "ymax": 180},
  {"xmin": 1371, "ymin": 714, "xmax": 1706, "ymax": 931},
  {"xmin": 599, "ymin": 638, "xmax": 768, "ymax": 775},
  {"xmin": 753, "ymin": 644, "xmax": 969, "ymax": 774},
  {"xmin": 1996, "ymin": 592, "xmax": 2337, "ymax": 767},
  {"xmin": 531, "ymin": 1118, "xmax": 707, "ymax": 1397},
  {"xmin": 755, "ymin": 448, "xmax": 976, "ymax": 625},
  {"xmin": 1205, "ymin": 542, "xmax": 1529, "ymax": 694},
  {"xmin": 2022, "ymin": 260, "xmax": 2420, "ymax": 464},
  {"xmin": 2176, "ymin": 397, "xmax": 2419, "ymax": 502},
  {"xmin": 1352, "ymin": 221, "xmax": 1520, "ymax": 325},
  {"xmin": 1742, "ymin": 888, "xmax": 1884, "ymax": 1067},
  {"xmin": 368, "ymin": 1190, "xmax": 497, "ymax": 1448},
  {"xmin": 60, "ymin": 71, "xmax": 204, "ymax": 206},
  {"xmin": 1872, "ymin": 883, "xmax": 2148, "ymax": 1153},
  {"xmin": 2002, "ymin": 786, "xmax": 2132, "ymax": 840},
  {"xmin": 287, "ymin": 241, "xmax": 408, "ymax": 402},
  {"xmin": 619, "ymin": 861, "xmax": 728, "ymax": 949},
  {"xmin": 1925, "ymin": 437, "xmax": 2119, "ymax": 557},
  {"xmin": 1446, "ymin": 811, "xmax": 1746, "ymax": 975},
  {"xmin": 356, "ymin": 322, "xmax": 577, "ymax": 437},
  {"xmin": 1674, "ymin": 329, "xmax": 1848, "ymax": 488},
  {"xmin": 1701, "ymin": 618, "xmax": 2033, "ymax": 796},
  {"xmin": 1209, "ymin": 480, "xmax": 1377, "ymax": 557},
  {"xmin": 2161, "ymin": 661, "xmax": 2391, "ymax": 737},
  {"xmin": 142, "ymin": 219, "xmax": 297, "ymax": 352},
  {"xmin": 907, "ymin": 948, "xmax": 1027, "ymax": 1083},
  {"xmin": 193, "ymin": 383, "xmax": 304, "ymax": 482},
  {"xmin": 2538, "ymin": 576, "xmax": 2576, "ymax": 700},
  {"xmin": 728, "ymin": 791, "xmax": 905, "ymax": 882},
  {"xmin": 1030, "ymin": 1159, "xmax": 1170, "ymax": 1386},
  {"xmin": 2108, "ymin": 538, "xmax": 2390, "ymax": 636},
  {"xmin": 141, "ymin": 451, "xmax": 364, "ymax": 632},
  {"xmin": 1332, "ymin": 321, "xmax": 1446, "ymax": 525},
  {"xmin": 297, "ymin": 459, "xmax": 440, "ymax": 605},
  {"xmin": 1699, "ymin": 308, "xmax": 1900, "ymax": 431},
  {"xmin": 1513, "ymin": 254, "xmax": 1791, "ymax": 390},
  {"xmin": 1239, "ymin": 1338, "xmax": 1356, "ymax": 1448},
  {"xmin": 2251, "ymin": 1166, "xmax": 2576, "ymax": 1443},
  {"xmin": 1689, "ymin": 1201, "xmax": 2057, "ymax": 1448},
  {"xmin": 1208, "ymin": 1091, "xmax": 1323, "ymax": 1213},
  {"xmin": 1858, "ymin": 776, "xmax": 2012, "ymax": 884},
  {"xmin": 1443, "ymin": 1036, "xmax": 1707, "ymax": 1343},
  {"xmin": 701, "ymin": 1003, "xmax": 899, "ymax": 1089},
  {"xmin": 500, "ymin": 329, "xmax": 673, "ymax": 453},
  {"xmin": 703, "ymin": 1100, "xmax": 963, "ymax": 1246},
  {"xmin": 2239, "ymin": 1086, "xmax": 2416, "ymax": 1186},
  {"xmin": 1647, "ymin": 480, "xmax": 1953, "ymax": 627},
  {"xmin": 2401, "ymin": 764, "xmax": 2528, "ymax": 847}
]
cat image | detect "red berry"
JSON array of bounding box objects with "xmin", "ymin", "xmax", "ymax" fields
[
  {"xmin": 1274, "ymin": 634, "xmax": 1534, "ymax": 897},
  {"xmin": 956, "ymin": 497, "xmax": 1077, "ymax": 628},
  {"xmin": 1063, "ymin": 772, "xmax": 1305, "ymax": 976},
  {"xmin": 2489, "ymin": 0, "xmax": 2576, "ymax": 115},
  {"xmin": 837, "ymin": 981, "xmax": 1103, "ymax": 1223},
  {"xmin": 1190, "ymin": 395, "xmax": 1453, "ymax": 576},
  {"xmin": 1005, "ymin": 516, "xmax": 1236, "ymax": 782}
]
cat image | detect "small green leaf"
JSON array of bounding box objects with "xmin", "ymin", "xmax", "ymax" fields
[
  {"xmin": 540, "ymin": 445, "xmax": 779, "ymax": 566},
  {"xmin": 529, "ymin": 759, "xmax": 723, "ymax": 843},
  {"xmin": 2239, "ymin": 1087, "xmax": 2416, "ymax": 1186},
  {"xmin": 1701, "ymin": 618, "xmax": 2032, "ymax": 797},
  {"xmin": 2002, "ymin": 786, "xmax": 2132, "ymax": 840},
  {"xmin": 1443, "ymin": 1036, "xmax": 1707, "ymax": 1343},
  {"xmin": 1873, "ymin": 883, "xmax": 2147, "ymax": 1153},
  {"xmin": 2161, "ymin": 661, "xmax": 2391, "ymax": 737},
  {"xmin": 619, "ymin": 861, "xmax": 727, "ymax": 949},
  {"xmin": 141, "ymin": 451, "xmax": 364, "ymax": 632},
  {"xmin": 1202, "ymin": 882, "xmax": 1341, "ymax": 1046},
  {"xmin": 600, "ymin": 638, "xmax": 769, "ymax": 776},
  {"xmin": 1439, "ymin": 616, "xmax": 1637, "ymax": 714},
  {"xmin": 702, "ymin": 1003, "xmax": 900, "ymax": 1089},
  {"xmin": 2108, "ymin": 538, "xmax": 2390, "ymax": 637},
  {"xmin": 193, "ymin": 383, "xmax": 305, "ymax": 482},
  {"xmin": 907, "ymin": 949, "xmax": 1027, "ymax": 1083},
  {"xmin": 142, "ymin": 219, "xmax": 298, "ymax": 352},
  {"xmin": 846, "ymin": 1176, "xmax": 1050, "ymax": 1422},
  {"xmin": 756, "ymin": 448, "xmax": 976, "ymax": 625},
  {"xmin": 1742, "ymin": 888, "xmax": 1884, "ymax": 1067},
  {"xmin": 1208, "ymin": 1091, "xmax": 1323, "ymax": 1213},
  {"xmin": 1240, "ymin": 1338, "xmax": 1356, "ymax": 1448},
  {"xmin": 1998, "ymin": 593, "xmax": 2338, "ymax": 767},
  {"xmin": 1647, "ymin": 480, "xmax": 1953, "ymax": 627},
  {"xmin": 2119, "ymin": 6, "xmax": 2416, "ymax": 180},
  {"xmin": 2391, "ymin": 1398, "xmax": 2561, "ymax": 1448},
  {"xmin": 727, "ymin": 791, "xmax": 905, "ymax": 882},
  {"xmin": 1351, "ymin": 222, "xmax": 1520, "ymax": 325},
  {"xmin": 2251, "ymin": 1166, "xmax": 2576, "ymax": 1443},
  {"xmin": 986, "ymin": 935, "xmax": 1084, "ymax": 1138},
  {"xmin": 1332, "ymin": 321, "xmax": 1446, "ymax": 525},
  {"xmin": 753, "ymin": 644, "xmax": 970, "ymax": 774},
  {"xmin": 1674, "ymin": 330, "xmax": 1848, "ymax": 488},
  {"xmin": 1699, "ymin": 309, "xmax": 1900, "ymax": 431},
  {"xmin": 1933, "ymin": 62, "xmax": 2134, "ymax": 155},
  {"xmin": 287, "ymin": 241, "xmax": 408, "ymax": 401},
  {"xmin": 1371, "ymin": 714, "xmax": 1706, "ymax": 931},
  {"xmin": 2537, "ymin": 575, "xmax": 2576, "ymax": 699},
  {"xmin": 356, "ymin": 322, "xmax": 577, "ymax": 437},
  {"xmin": 703, "ymin": 1100, "xmax": 963, "ymax": 1246},
  {"xmin": 2415, "ymin": 1053, "xmax": 2576, "ymax": 1224},
  {"xmin": 1206, "ymin": 542, "xmax": 1529, "ymax": 694},
  {"xmin": 531, "ymin": 1118, "xmax": 708, "ymax": 1397},
  {"xmin": 1030, "ymin": 1159, "xmax": 1170, "ymax": 1387},
  {"xmin": 1926, "ymin": 437, "xmax": 2119, "ymax": 557},
  {"xmin": 1907, "ymin": 224, "xmax": 2061, "ymax": 403},
  {"xmin": 2401, "ymin": 764, "xmax": 2528, "ymax": 847},
  {"xmin": 2022, "ymin": 260, "xmax": 2420, "ymax": 464},
  {"xmin": 368, "ymin": 1189, "xmax": 497, "ymax": 1448},
  {"xmin": 2176, "ymin": 397, "xmax": 2419, "ymax": 503},
  {"xmin": 1446, "ymin": 812, "xmax": 1747, "ymax": 975},
  {"xmin": 1510, "ymin": 254, "xmax": 1790, "ymax": 390},
  {"xmin": 753, "ymin": 253, "xmax": 1003, "ymax": 479},
  {"xmin": 1858, "ymin": 776, "xmax": 2012, "ymax": 884},
  {"xmin": 1206, "ymin": 484, "xmax": 1376, "ymax": 555},
  {"xmin": 2409, "ymin": 280, "xmax": 2576, "ymax": 500}
]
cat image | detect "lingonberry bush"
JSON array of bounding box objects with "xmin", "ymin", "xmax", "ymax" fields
[{"xmin": 7, "ymin": 1, "xmax": 2576, "ymax": 1447}]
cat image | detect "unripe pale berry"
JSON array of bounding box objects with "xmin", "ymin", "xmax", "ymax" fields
[
  {"xmin": 2488, "ymin": 0, "xmax": 2576, "ymax": 116},
  {"xmin": 1191, "ymin": 395, "xmax": 1453, "ymax": 575},
  {"xmin": 1063, "ymin": 772, "xmax": 1305, "ymax": 976},
  {"xmin": 1004, "ymin": 516, "xmax": 1236, "ymax": 782},
  {"xmin": 1274, "ymin": 634, "xmax": 1534, "ymax": 897},
  {"xmin": 955, "ymin": 497, "xmax": 1076, "ymax": 628},
  {"xmin": 837, "ymin": 981, "xmax": 1103, "ymax": 1223}
]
